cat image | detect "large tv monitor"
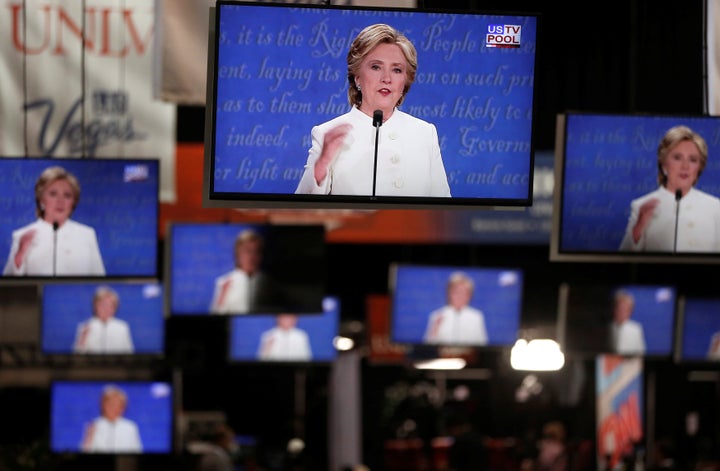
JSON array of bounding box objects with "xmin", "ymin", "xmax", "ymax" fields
[
  {"xmin": 228, "ymin": 296, "xmax": 340, "ymax": 364},
  {"xmin": 389, "ymin": 264, "xmax": 523, "ymax": 348},
  {"xmin": 50, "ymin": 380, "xmax": 174, "ymax": 454},
  {"xmin": 0, "ymin": 157, "xmax": 160, "ymax": 280},
  {"xmin": 559, "ymin": 283, "xmax": 677, "ymax": 358},
  {"xmin": 204, "ymin": 1, "xmax": 539, "ymax": 209},
  {"xmin": 677, "ymin": 296, "xmax": 720, "ymax": 362},
  {"xmin": 551, "ymin": 112, "xmax": 720, "ymax": 264},
  {"xmin": 40, "ymin": 282, "xmax": 165, "ymax": 356},
  {"xmin": 167, "ymin": 223, "xmax": 326, "ymax": 315}
]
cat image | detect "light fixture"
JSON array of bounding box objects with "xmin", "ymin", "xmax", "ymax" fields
[
  {"xmin": 510, "ymin": 338, "xmax": 565, "ymax": 371},
  {"xmin": 413, "ymin": 358, "xmax": 467, "ymax": 370},
  {"xmin": 333, "ymin": 335, "xmax": 355, "ymax": 351}
]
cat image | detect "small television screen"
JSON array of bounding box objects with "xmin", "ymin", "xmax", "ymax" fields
[
  {"xmin": 228, "ymin": 296, "xmax": 340, "ymax": 363},
  {"xmin": 0, "ymin": 157, "xmax": 159, "ymax": 280},
  {"xmin": 167, "ymin": 223, "xmax": 326, "ymax": 315},
  {"xmin": 678, "ymin": 296, "xmax": 720, "ymax": 362},
  {"xmin": 204, "ymin": 1, "xmax": 539, "ymax": 209},
  {"xmin": 551, "ymin": 112, "xmax": 720, "ymax": 264},
  {"xmin": 560, "ymin": 283, "xmax": 677, "ymax": 357},
  {"xmin": 390, "ymin": 264, "xmax": 523, "ymax": 347},
  {"xmin": 40, "ymin": 282, "xmax": 165, "ymax": 356},
  {"xmin": 50, "ymin": 380, "xmax": 173, "ymax": 454}
]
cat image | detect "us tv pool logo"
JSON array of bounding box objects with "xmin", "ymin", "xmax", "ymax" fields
[{"xmin": 486, "ymin": 24, "xmax": 522, "ymax": 48}]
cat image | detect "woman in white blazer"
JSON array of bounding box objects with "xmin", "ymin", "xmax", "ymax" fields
[
  {"xmin": 619, "ymin": 125, "xmax": 720, "ymax": 252},
  {"xmin": 295, "ymin": 23, "xmax": 451, "ymax": 197},
  {"xmin": 3, "ymin": 165, "xmax": 105, "ymax": 276}
]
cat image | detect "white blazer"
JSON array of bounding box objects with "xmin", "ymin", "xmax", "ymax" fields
[
  {"xmin": 619, "ymin": 186, "xmax": 720, "ymax": 252},
  {"xmin": 295, "ymin": 106, "xmax": 451, "ymax": 197},
  {"xmin": 3, "ymin": 218, "xmax": 105, "ymax": 276}
]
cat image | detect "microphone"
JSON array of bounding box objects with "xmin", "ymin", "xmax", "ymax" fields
[
  {"xmin": 673, "ymin": 189, "xmax": 682, "ymax": 253},
  {"xmin": 372, "ymin": 110, "xmax": 383, "ymax": 196},
  {"xmin": 52, "ymin": 221, "xmax": 59, "ymax": 276}
]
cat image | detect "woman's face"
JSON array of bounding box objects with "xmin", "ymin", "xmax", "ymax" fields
[
  {"xmin": 101, "ymin": 393, "xmax": 126, "ymax": 421},
  {"xmin": 355, "ymin": 42, "xmax": 408, "ymax": 119},
  {"xmin": 40, "ymin": 179, "xmax": 75, "ymax": 224},
  {"xmin": 235, "ymin": 239, "xmax": 263, "ymax": 275},
  {"xmin": 448, "ymin": 282, "xmax": 473, "ymax": 309},
  {"xmin": 95, "ymin": 295, "xmax": 118, "ymax": 322},
  {"xmin": 663, "ymin": 139, "xmax": 703, "ymax": 193}
]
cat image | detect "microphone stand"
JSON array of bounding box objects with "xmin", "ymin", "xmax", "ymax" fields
[
  {"xmin": 52, "ymin": 221, "xmax": 59, "ymax": 276},
  {"xmin": 372, "ymin": 110, "xmax": 383, "ymax": 197},
  {"xmin": 673, "ymin": 189, "xmax": 682, "ymax": 253}
]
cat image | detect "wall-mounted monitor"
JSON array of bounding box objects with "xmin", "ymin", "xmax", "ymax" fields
[
  {"xmin": 50, "ymin": 380, "xmax": 173, "ymax": 454},
  {"xmin": 389, "ymin": 264, "xmax": 523, "ymax": 348},
  {"xmin": 0, "ymin": 157, "xmax": 159, "ymax": 280},
  {"xmin": 677, "ymin": 296, "xmax": 720, "ymax": 362},
  {"xmin": 551, "ymin": 112, "xmax": 720, "ymax": 264},
  {"xmin": 167, "ymin": 223, "xmax": 326, "ymax": 315},
  {"xmin": 228, "ymin": 296, "xmax": 340, "ymax": 364},
  {"xmin": 559, "ymin": 283, "xmax": 676, "ymax": 358},
  {"xmin": 40, "ymin": 282, "xmax": 165, "ymax": 356},
  {"xmin": 204, "ymin": 1, "xmax": 539, "ymax": 209}
]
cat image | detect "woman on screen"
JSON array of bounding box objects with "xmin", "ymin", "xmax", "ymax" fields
[
  {"xmin": 423, "ymin": 271, "xmax": 488, "ymax": 346},
  {"xmin": 3, "ymin": 166, "xmax": 105, "ymax": 276},
  {"xmin": 609, "ymin": 289, "xmax": 646, "ymax": 355},
  {"xmin": 294, "ymin": 23, "xmax": 451, "ymax": 197},
  {"xmin": 619, "ymin": 125, "xmax": 720, "ymax": 252},
  {"xmin": 257, "ymin": 314, "xmax": 312, "ymax": 361},
  {"xmin": 80, "ymin": 384, "xmax": 143, "ymax": 453},
  {"xmin": 73, "ymin": 285, "xmax": 134, "ymax": 354}
]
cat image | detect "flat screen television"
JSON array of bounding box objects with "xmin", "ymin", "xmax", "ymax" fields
[
  {"xmin": 0, "ymin": 157, "xmax": 159, "ymax": 280},
  {"xmin": 167, "ymin": 222, "xmax": 326, "ymax": 315},
  {"xmin": 40, "ymin": 282, "xmax": 165, "ymax": 356},
  {"xmin": 50, "ymin": 380, "xmax": 173, "ymax": 454},
  {"xmin": 676, "ymin": 296, "xmax": 720, "ymax": 362},
  {"xmin": 551, "ymin": 112, "xmax": 720, "ymax": 264},
  {"xmin": 228, "ymin": 296, "xmax": 340, "ymax": 364},
  {"xmin": 559, "ymin": 283, "xmax": 677, "ymax": 358},
  {"xmin": 389, "ymin": 264, "xmax": 523, "ymax": 348},
  {"xmin": 204, "ymin": 1, "xmax": 539, "ymax": 209}
]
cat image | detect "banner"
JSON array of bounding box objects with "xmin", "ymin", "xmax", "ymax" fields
[
  {"xmin": 154, "ymin": 0, "xmax": 417, "ymax": 106},
  {"xmin": 0, "ymin": 0, "xmax": 177, "ymax": 202},
  {"xmin": 595, "ymin": 355, "xmax": 644, "ymax": 471}
]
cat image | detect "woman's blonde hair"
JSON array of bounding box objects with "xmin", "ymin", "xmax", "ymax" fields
[
  {"xmin": 346, "ymin": 23, "xmax": 417, "ymax": 108},
  {"xmin": 34, "ymin": 166, "xmax": 81, "ymax": 218},
  {"xmin": 656, "ymin": 125, "xmax": 708, "ymax": 186}
]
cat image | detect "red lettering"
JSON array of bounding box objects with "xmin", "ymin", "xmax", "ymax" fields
[{"xmin": 9, "ymin": 3, "xmax": 153, "ymax": 57}]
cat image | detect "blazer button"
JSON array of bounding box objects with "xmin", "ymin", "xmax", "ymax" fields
[
  {"xmin": 390, "ymin": 155, "xmax": 400, "ymax": 164},
  {"xmin": 389, "ymin": 132, "xmax": 398, "ymax": 140},
  {"xmin": 394, "ymin": 179, "xmax": 404, "ymax": 188}
]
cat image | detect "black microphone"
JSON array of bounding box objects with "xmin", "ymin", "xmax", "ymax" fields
[
  {"xmin": 52, "ymin": 221, "xmax": 59, "ymax": 276},
  {"xmin": 673, "ymin": 189, "xmax": 682, "ymax": 253},
  {"xmin": 372, "ymin": 110, "xmax": 383, "ymax": 196}
]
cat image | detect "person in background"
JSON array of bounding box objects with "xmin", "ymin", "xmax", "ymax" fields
[
  {"xmin": 609, "ymin": 289, "xmax": 646, "ymax": 355},
  {"xmin": 619, "ymin": 125, "xmax": 720, "ymax": 252},
  {"xmin": 535, "ymin": 421, "xmax": 569, "ymax": 471},
  {"xmin": 73, "ymin": 285, "xmax": 134, "ymax": 354},
  {"xmin": 423, "ymin": 271, "xmax": 488, "ymax": 345},
  {"xmin": 209, "ymin": 228, "xmax": 279, "ymax": 315},
  {"xmin": 257, "ymin": 314, "xmax": 312, "ymax": 361},
  {"xmin": 80, "ymin": 384, "xmax": 142, "ymax": 453},
  {"xmin": 196, "ymin": 424, "xmax": 238, "ymax": 471},
  {"xmin": 295, "ymin": 23, "xmax": 451, "ymax": 197},
  {"xmin": 3, "ymin": 165, "xmax": 105, "ymax": 276}
]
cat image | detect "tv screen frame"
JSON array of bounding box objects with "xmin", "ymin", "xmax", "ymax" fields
[
  {"xmin": 676, "ymin": 295, "xmax": 720, "ymax": 362},
  {"xmin": 389, "ymin": 263, "xmax": 523, "ymax": 348},
  {"xmin": 551, "ymin": 111, "xmax": 720, "ymax": 264},
  {"xmin": 166, "ymin": 222, "xmax": 327, "ymax": 316},
  {"xmin": 558, "ymin": 282, "xmax": 677, "ymax": 358},
  {"xmin": 227, "ymin": 296, "xmax": 340, "ymax": 364},
  {"xmin": 203, "ymin": 1, "xmax": 539, "ymax": 209},
  {"xmin": 0, "ymin": 157, "xmax": 160, "ymax": 281},
  {"xmin": 40, "ymin": 281, "xmax": 165, "ymax": 356},
  {"xmin": 49, "ymin": 379, "xmax": 174, "ymax": 455}
]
